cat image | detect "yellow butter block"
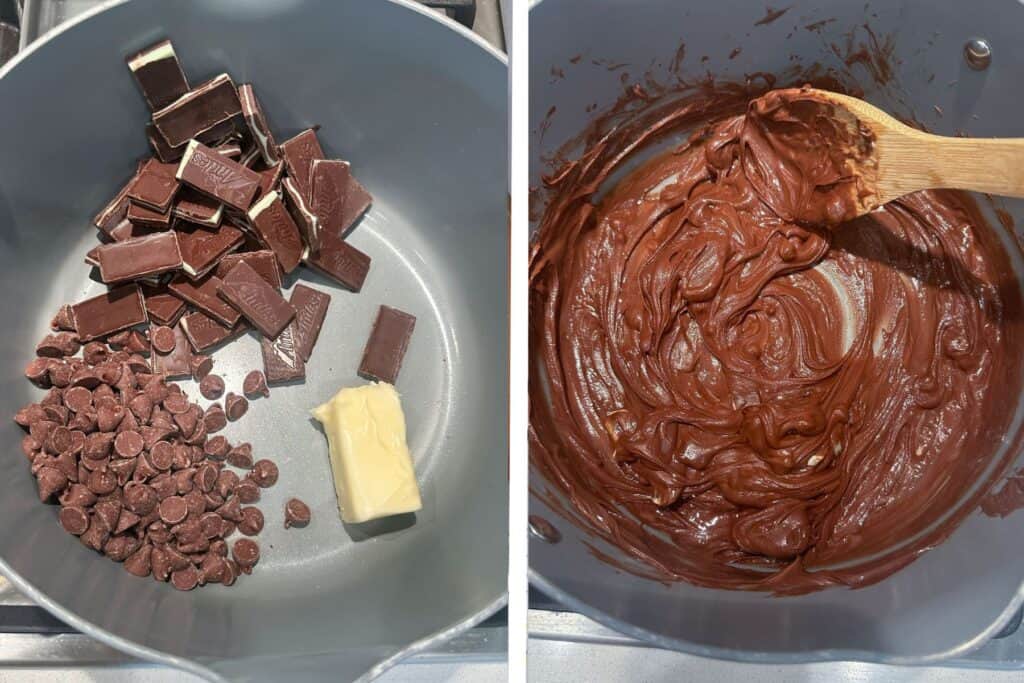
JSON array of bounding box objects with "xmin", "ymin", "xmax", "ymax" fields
[{"xmin": 311, "ymin": 382, "xmax": 422, "ymax": 523}]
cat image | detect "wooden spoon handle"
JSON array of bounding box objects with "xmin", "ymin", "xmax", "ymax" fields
[{"xmin": 876, "ymin": 128, "xmax": 1024, "ymax": 204}]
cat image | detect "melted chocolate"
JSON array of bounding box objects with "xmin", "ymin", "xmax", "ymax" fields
[{"xmin": 529, "ymin": 81, "xmax": 1024, "ymax": 594}]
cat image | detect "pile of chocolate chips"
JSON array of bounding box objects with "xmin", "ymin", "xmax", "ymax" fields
[{"xmin": 18, "ymin": 336, "xmax": 277, "ymax": 590}]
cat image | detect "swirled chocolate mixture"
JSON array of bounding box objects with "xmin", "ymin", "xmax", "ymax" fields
[{"xmin": 529, "ymin": 83, "xmax": 1024, "ymax": 594}]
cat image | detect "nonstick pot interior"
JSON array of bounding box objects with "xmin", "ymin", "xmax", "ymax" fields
[
  {"xmin": 530, "ymin": 0, "xmax": 1024, "ymax": 663},
  {"xmin": 0, "ymin": 1, "xmax": 508, "ymax": 680}
]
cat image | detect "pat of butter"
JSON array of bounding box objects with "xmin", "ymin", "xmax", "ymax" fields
[{"xmin": 311, "ymin": 382, "xmax": 422, "ymax": 523}]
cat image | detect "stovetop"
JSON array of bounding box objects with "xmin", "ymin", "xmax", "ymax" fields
[
  {"xmin": 528, "ymin": 586, "xmax": 1024, "ymax": 681},
  {"xmin": 0, "ymin": 1, "xmax": 506, "ymax": 681}
]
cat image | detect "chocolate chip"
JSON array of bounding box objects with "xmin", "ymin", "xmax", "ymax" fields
[
  {"xmin": 234, "ymin": 478, "xmax": 260, "ymax": 503},
  {"xmin": 232, "ymin": 538, "xmax": 259, "ymax": 570},
  {"xmin": 284, "ymin": 499, "xmax": 311, "ymax": 528},
  {"xmin": 42, "ymin": 404, "xmax": 69, "ymax": 427},
  {"xmin": 242, "ymin": 370, "xmax": 269, "ymax": 398},
  {"xmin": 124, "ymin": 543, "xmax": 152, "ymax": 577},
  {"xmin": 147, "ymin": 521, "xmax": 171, "ymax": 545},
  {"xmin": 60, "ymin": 484, "xmax": 97, "ymax": 508},
  {"xmin": 126, "ymin": 330, "xmax": 150, "ymax": 355},
  {"xmin": 184, "ymin": 418, "xmax": 207, "ymax": 446},
  {"xmin": 63, "ymin": 387, "xmax": 93, "ymax": 413},
  {"xmin": 200, "ymin": 512, "xmax": 224, "ymax": 539},
  {"xmin": 47, "ymin": 363, "xmax": 72, "ymax": 388},
  {"xmin": 158, "ymin": 496, "xmax": 188, "ymax": 524},
  {"xmin": 203, "ymin": 435, "xmax": 230, "ymax": 460},
  {"xmin": 190, "ymin": 354, "xmax": 214, "ymax": 380},
  {"xmin": 151, "ymin": 547, "xmax": 171, "ymax": 581},
  {"xmin": 127, "ymin": 354, "xmax": 151, "ymax": 374},
  {"xmin": 82, "ymin": 432, "xmax": 113, "ymax": 460},
  {"xmin": 117, "ymin": 405, "xmax": 141, "ymax": 433},
  {"xmin": 172, "ymin": 442, "xmax": 193, "ymax": 469},
  {"xmin": 115, "ymin": 509, "xmax": 141, "ymax": 534},
  {"xmin": 199, "ymin": 374, "xmax": 225, "ymax": 400},
  {"xmin": 171, "ymin": 518, "xmax": 203, "ymax": 545},
  {"xmin": 149, "ymin": 441, "xmax": 175, "ymax": 470},
  {"xmin": 226, "ymin": 442, "xmax": 253, "ymax": 468},
  {"xmin": 199, "ymin": 554, "xmax": 226, "ymax": 583},
  {"xmin": 249, "ymin": 460, "xmax": 278, "ymax": 488},
  {"xmin": 216, "ymin": 495, "xmax": 243, "ymax": 522},
  {"xmin": 150, "ymin": 473, "xmax": 177, "ymax": 500},
  {"xmin": 123, "ymin": 483, "xmax": 158, "ymax": 515},
  {"xmin": 238, "ymin": 507, "xmax": 264, "ymax": 536},
  {"xmin": 14, "ymin": 403, "xmax": 46, "ymax": 427},
  {"xmin": 127, "ymin": 394, "xmax": 153, "ymax": 423},
  {"xmin": 176, "ymin": 534, "xmax": 209, "ymax": 555},
  {"xmin": 107, "ymin": 535, "xmax": 141, "ymax": 562},
  {"xmin": 216, "ymin": 470, "xmax": 239, "ymax": 498},
  {"xmin": 189, "ymin": 444, "xmax": 208, "ymax": 466},
  {"xmin": 222, "ymin": 558, "xmax": 239, "ymax": 586},
  {"xmin": 68, "ymin": 407, "xmax": 98, "ymax": 433},
  {"xmin": 225, "ymin": 393, "xmax": 248, "ymax": 421},
  {"xmin": 203, "ymin": 491, "xmax": 224, "ymax": 510},
  {"xmin": 109, "ymin": 458, "xmax": 137, "ymax": 486},
  {"xmin": 162, "ymin": 393, "xmax": 190, "ymax": 415},
  {"xmin": 174, "ymin": 467, "xmax": 196, "ymax": 494},
  {"xmin": 144, "ymin": 381, "xmax": 170, "ymax": 406},
  {"xmin": 36, "ymin": 332, "xmax": 80, "ymax": 358},
  {"xmin": 172, "ymin": 408, "xmax": 198, "ymax": 438},
  {"xmin": 45, "ymin": 425, "xmax": 73, "ymax": 454},
  {"xmin": 94, "ymin": 362, "xmax": 122, "ymax": 386},
  {"xmin": 80, "ymin": 516, "xmax": 110, "ymax": 551},
  {"xmin": 87, "ymin": 470, "xmax": 117, "ymax": 495},
  {"xmin": 82, "ymin": 341, "xmax": 109, "ymax": 365},
  {"xmin": 151, "ymin": 326, "xmax": 177, "ymax": 354},
  {"xmin": 29, "ymin": 419, "xmax": 57, "ymax": 444},
  {"xmin": 195, "ymin": 463, "xmax": 219, "ymax": 493},
  {"xmin": 59, "ymin": 506, "xmax": 90, "ymax": 535},
  {"xmin": 113, "ymin": 431, "xmax": 144, "ymax": 458},
  {"xmin": 96, "ymin": 404, "xmax": 125, "ymax": 433},
  {"xmin": 24, "ymin": 358, "xmax": 54, "ymax": 387},
  {"xmin": 184, "ymin": 489, "xmax": 207, "ymax": 517},
  {"xmin": 39, "ymin": 389, "xmax": 63, "ymax": 408},
  {"xmin": 209, "ymin": 538, "xmax": 228, "ymax": 557},
  {"xmin": 164, "ymin": 547, "xmax": 190, "ymax": 571},
  {"xmin": 70, "ymin": 430, "xmax": 87, "ymax": 455},
  {"xmin": 20, "ymin": 434, "xmax": 40, "ymax": 460},
  {"xmin": 94, "ymin": 498, "xmax": 122, "ymax": 531},
  {"xmin": 36, "ymin": 467, "xmax": 68, "ymax": 501},
  {"xmin": 69, "ymin": 367, "xmax": 101, "ymax": 389},
  {"xmin": 203, "ymin": 403, "xmax": 227, "ymax": 433},
  {"xmin": 50, "ymin": 304, "xmax": 76, "ymax": 332}
]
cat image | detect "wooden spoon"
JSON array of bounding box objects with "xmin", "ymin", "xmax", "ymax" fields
[{"xmin": 807, "ymin": 88, "xmax": 1024, "ymax": 216}]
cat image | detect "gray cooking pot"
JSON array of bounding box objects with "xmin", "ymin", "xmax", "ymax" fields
[
  {"xmin": 0, "ymin": 1, "xmax": 507, "ymax": 681},
  {"xmin": 530, "ymin": 0, "xmax": 1024, "ymax": 664}
]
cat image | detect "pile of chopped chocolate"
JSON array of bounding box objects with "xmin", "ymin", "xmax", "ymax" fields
[
  {"xmin": 10, "ymin": 37, "xmax": 408, "ymax": 590},
  {"xmin": 88, "ymin": 38, "xmax": 377, "ymax": 382}
]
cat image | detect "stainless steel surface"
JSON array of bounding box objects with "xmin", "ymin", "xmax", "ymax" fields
[
  {"xmin": 528, "ymin": 610, "xmax": 1024, "ymax": 682},
  {"xmin": 0, "ymin": 0, "xmax": 507, "ymax": 681},
  {"xmin": 0, "ymin": 576, "xmax": 507, "ymax": 680},
  {"xmin": 531, "ymin": 0, "xmax": 1024, "ymax": 668}
]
